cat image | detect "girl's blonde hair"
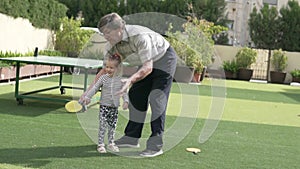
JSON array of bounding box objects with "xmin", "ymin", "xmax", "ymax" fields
[{"xmin": 108, "ymin": 53, "xmax": 122, "ymax": 65}]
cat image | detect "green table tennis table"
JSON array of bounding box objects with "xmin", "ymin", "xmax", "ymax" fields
[{"xmin": 0, "ymin": 56, "xmax": 103, "ymax": 105}]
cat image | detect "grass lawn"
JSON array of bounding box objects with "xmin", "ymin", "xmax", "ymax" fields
[{"xmin": 0, "ymin": 74, "xmax": 299, "ymax": 169}]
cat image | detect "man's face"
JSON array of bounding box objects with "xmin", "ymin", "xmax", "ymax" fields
[{"xmin": 102, "ymin": 26, "xmax": 123, "ymax": 45}]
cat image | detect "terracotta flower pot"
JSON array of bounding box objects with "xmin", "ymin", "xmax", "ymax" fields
[{"xmin": 192, "ymin": 73, "xmax": 201, "ymax": 83}]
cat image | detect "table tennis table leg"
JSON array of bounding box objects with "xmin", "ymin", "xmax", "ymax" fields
[
  {"xmin": 83, "ymin": 68, "xmax": 88, "ymax": 91},
  {"xmin": 59, "ymin": 66, "xmax": 65, "ymax": 94},
  {"xmin": 15, "ymin": 62, "xmax": 23, "ymax": 105}
]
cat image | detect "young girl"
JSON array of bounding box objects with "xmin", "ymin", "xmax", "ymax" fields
[{"xmin": 80, "ymin": 54, "xmax": 128, "ymax": 153}]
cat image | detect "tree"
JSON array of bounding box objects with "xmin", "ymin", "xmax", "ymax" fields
[
  {"xmin": 249, "ymin": 4, "xmax": 281, "ymax": 80},
  {"xmin": 57, "ymin": 0, "xmax": 227, "ymax": 30},
  {"xmin": 187, "ymin": 1, "xmax": 228, "ymax": 44},
  {"xmin": 57, "ymin": 0, "xmax": 80, "ymax": 19},
  {"xmin": 160, "ymin": 0, "xmax": 189, "ymax": 18},
  {"xmin": 192, "ymin": 0, "xmax": 227, "ymax": 25},
  {"xmin": 166, "ymin": 16, "xmax": 227, "ymax": 73},
  {"xmin": 55, "ymin": 17, "xmax": 94, "ymax": 56},
  {"xmin": 0, "ymin": 0, "xmax": 67, "ymax": 30},
  {"xmin": 279, "ymin": 0, "xmax": 300, "ymax": 52},
  {"xmin": 249, "ymin": 4, "xmax": 281, "ymax": 50}
]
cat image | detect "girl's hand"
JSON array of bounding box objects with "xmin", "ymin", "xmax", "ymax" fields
[{"xmin": 79, "ymin": 97, "xmax": 91, "ymax": 105}]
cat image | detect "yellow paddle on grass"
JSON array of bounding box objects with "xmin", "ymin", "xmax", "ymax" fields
[{"xmin": 65, "ymin": 100, "xmax": 87, "ymax": 113}]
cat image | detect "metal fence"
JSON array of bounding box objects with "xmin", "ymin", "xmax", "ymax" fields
[{"xmin": 251, "ymin": 49, "xmax": 269, "ymax": 80}]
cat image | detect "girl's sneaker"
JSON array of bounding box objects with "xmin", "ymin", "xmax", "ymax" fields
[
  {"xmin": 97, "ymin": 144, "xmax": 106, "ymax": 153},
  {"xmin": 107, "ymin": 143, "xmax": 119, "ymax": 152}
]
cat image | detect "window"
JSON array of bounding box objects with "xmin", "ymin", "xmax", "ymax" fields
[{"xmin": 226, "ymin": 20, "xmax": 234, "ymax": 30}]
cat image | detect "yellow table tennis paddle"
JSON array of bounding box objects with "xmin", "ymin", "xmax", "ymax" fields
[
  {"xmin": 65, "ymin": 100, "xmax": 84, "ymax": 113},
  {"xmin": 186, "ymin": 147, "xmax": 201, "ymax": 154}
]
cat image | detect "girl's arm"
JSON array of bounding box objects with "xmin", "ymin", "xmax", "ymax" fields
[{"xmin": 80, "ymin": 73, "xmax": 105, "ymax": 104}]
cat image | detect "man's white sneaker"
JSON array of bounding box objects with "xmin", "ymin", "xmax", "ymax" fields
[{"xmin": 115, "ymin": 136, "xmax": 140, "ymax": 148}]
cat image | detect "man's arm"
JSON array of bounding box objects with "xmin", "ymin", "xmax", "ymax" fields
[
  {"xmin": 129, "ymin": 60, "xmax": 153, "ymax": 83},
  {"xmin": 117, "ymin": 60, "xmax": 153, "ymax": 95}
]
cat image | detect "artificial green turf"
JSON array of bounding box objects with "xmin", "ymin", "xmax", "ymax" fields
[{"xmin": 0, "ymin": 75, "xmax": 299, "ymax": 169}]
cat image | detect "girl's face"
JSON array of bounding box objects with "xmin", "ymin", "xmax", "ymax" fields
[
  {"xmin": 105, "ymin": 60, "xmax": 119, "ymax": 77},
  {"xmin": 102, "ymin": 27, "xmax": 123, "ymax": 45}
]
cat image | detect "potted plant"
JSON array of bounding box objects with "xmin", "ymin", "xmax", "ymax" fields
[
  {"xmin": 55, "ymin": 17, "xmax": 94, "ymax": 73},
  {"xmin": 167, "ymin": 36, "xmax": 197, "ymax": 83},
  {"xmin": 222, "ymin": 60, "xmax": 238, "ymax": 79},
  {"xmin": 270, "ymin": 49, "xmax": 288, "ymax": 84},
  {"xmin": 235, "ymin": 47, "xmax": 257, "ymax": 81},
  {"xmin": 166, "ymin": 18, "xmax": 215, "ymax": 83},
  {"xmin": 192, "ymin": 59, "xmax": 205, "ymax": 83},
  {"xmin": 290, "ymin": 69, "xmax": 300, "ymax": 83}
]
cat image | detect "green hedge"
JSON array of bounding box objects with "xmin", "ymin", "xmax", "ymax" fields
[
  {"xmin": 0, "ymin": 50, "xmax": 64, "ymax": 67},
  {"xmin": 38, "ymin": 50, "xmax": 65, "ymax": 57},
  {"xmin": 0, "ymin": 0, "xmax": 67, "ymax": 30},
  {"xmin": 0, "ymin": 51, "xmax": 28, "ymax": 67}
]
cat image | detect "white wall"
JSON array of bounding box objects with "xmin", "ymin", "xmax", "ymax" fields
[
  {"xmin": 214, "ymin": 45, "xmax": 300, "ymax": 71},
  {"xmin": 0, "ymin": 13, "xmax": 54, "ymax": 53},
  {"xmin": 214, "ymin": 45, "xmax": 300, "ymax": 82}
]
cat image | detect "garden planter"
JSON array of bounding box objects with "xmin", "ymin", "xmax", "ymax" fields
[
  {"xmin": 225, "ymin": 71, "xmax": 237, "ymax": 80},
  {"xmin": 0, "ymin": 65, "xmax": 60, "ymax": 81},
  {"xmin": 237, "ymin": 68, "xmax": 253, "ymax": 81},
  {"xmin": 173, "ymin": 66, "xmax": 194, "ymax": 83},
  {"xmin": 206, "ymin": 68, "xmax": 223, "ymax": 78},
  {"xmin": 20, "ymin": 65, "xmax": 35, "ymax": 77},
  {"xmin": 292, "ymin": 77, "xmax": 300, "ymax": 83},
  {"xmin": 0, "ymin": 66, "xmax": 16, "ymax": 80},
  {"xmin": 35, "ymin": 65, "xmax": 52, "ymax": 75},
  {"xmin": 270, "ymin": 71, "xmax": 286, "ymax": 84},
  {"xmin": 51, "ymin": 66, "xmax": 60, "ymax": 73}
]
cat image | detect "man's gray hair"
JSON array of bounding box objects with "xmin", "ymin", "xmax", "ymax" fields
[{"xmin": 97, "ymin": 13, "xmax": 126, "ymax": 33}]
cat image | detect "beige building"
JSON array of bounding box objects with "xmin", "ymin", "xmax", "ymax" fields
[{"xmin": 225, "ymin": 0, "xmax": 299, "ymax": 46}]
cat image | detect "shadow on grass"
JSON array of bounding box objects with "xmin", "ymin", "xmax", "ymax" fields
[
  {"xmin": 172, "ymin": 83, "xmax": 300, "ymax": 104},
  {"xmin": 34, "ymin": 73, "xmax": 96, "ymax": 85},
  {"xmin": 281, "ymin": 88, "xmax": 300, "ymax": 103},
  {"xmin": 223, "ymin": 86, "xmax": 300, "ymax": 104},
  {"xmin": 0, "ymin": 144, "xmax": 114, "ymax": 168},
  {"xmin": 0, "ymin": 92, "xmax": 69, "ymax": 117}
]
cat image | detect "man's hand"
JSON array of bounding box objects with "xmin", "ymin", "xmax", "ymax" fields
[
  {"xmin": 122, "ymin": 102, "xmax": 129, "ymax": 110},
  {"xmin": 116, "ymin": 78, "xmax": 131, "ymax": 96},
  {"xmin": 116, "ymin": 60, "xmax": 153, "ymax": 96}
]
